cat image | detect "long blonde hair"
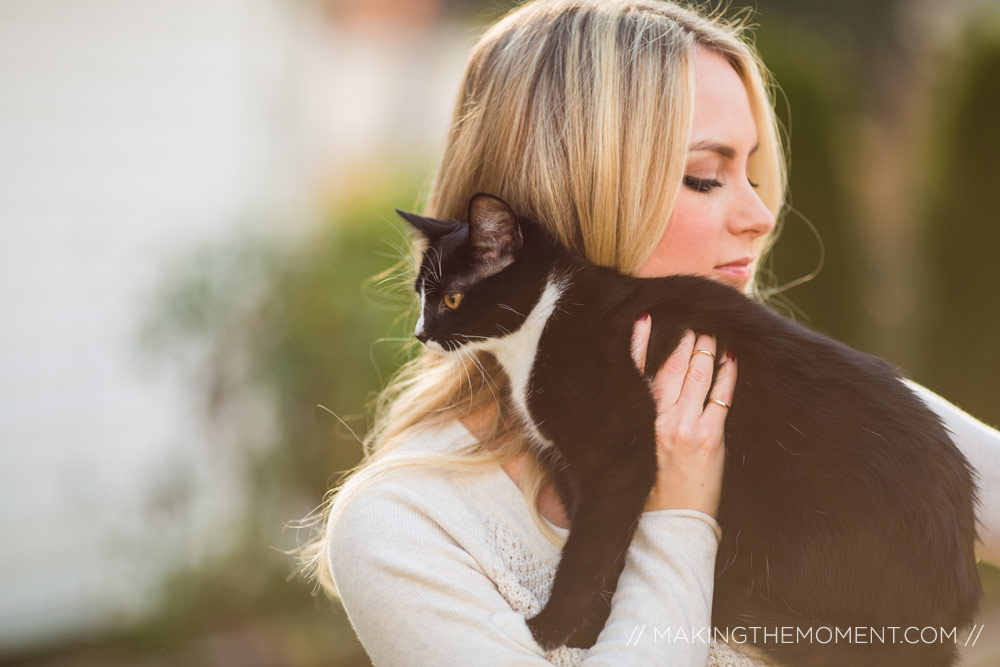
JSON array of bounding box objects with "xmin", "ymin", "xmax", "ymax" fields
[{"xmin": 297, "ymin": 0, "xmax": 787, "ymax": 599}]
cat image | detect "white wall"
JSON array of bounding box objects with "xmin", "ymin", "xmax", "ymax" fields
[{"xmin": 0, "ymin": 0, "xmax": 293, "ymax": 653}]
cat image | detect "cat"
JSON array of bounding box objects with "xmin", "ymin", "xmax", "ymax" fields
[{"xmin": 396, "ymin": 193, "xmax": 981, "ymax": 666}]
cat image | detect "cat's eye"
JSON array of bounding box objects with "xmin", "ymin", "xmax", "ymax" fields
[{"xmin": 443, "ymin": 292, "xmax": 463, "ymax": 309}]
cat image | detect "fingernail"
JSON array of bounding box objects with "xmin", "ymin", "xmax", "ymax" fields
[
  {"xmin": 637, "ymin": 311, "xmax": 649, "ymax": 322},
  {"xmin": 724, "ymin": 350, "xmax": 735, "ymax": 362}
]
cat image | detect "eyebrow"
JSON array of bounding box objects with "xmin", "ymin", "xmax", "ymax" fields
[{"xmin": 688, "ymin": 140, "xmax": 760, "ymax": 159}]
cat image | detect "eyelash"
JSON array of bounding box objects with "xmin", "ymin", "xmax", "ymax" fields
[{"xmin": 683, "ymin": 176, "xmax": 760, "ymax": 193}]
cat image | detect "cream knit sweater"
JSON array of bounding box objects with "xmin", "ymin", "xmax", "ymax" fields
[{"xmin": 326, "ymin": 380, "xmax": 1000, "ymax": 666}]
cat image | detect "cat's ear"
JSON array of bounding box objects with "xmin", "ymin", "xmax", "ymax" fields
[
  {"xmin": 467, "ymin": 194, "xmax": 523, "ymax": 265},
  {"xmin": 395, "ymin": 209, "xmax": 461, "ymax": 240}
]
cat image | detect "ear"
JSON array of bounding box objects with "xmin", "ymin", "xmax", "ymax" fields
[
  {"xmin": 395, "ymin": 209, "xmax": 462, "ymax": 240},
  {"xmin": 467, "ymin": 193, "xmax": 523, "ymax": 264}
]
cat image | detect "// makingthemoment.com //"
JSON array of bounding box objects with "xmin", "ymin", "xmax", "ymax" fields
[{"xmin": 624, "ymin": 624, "xmax": 985, "ymax": 648}]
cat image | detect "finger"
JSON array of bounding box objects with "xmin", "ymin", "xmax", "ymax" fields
[
  {"xmin": 676, "ymin": 333, "xmax": 717, "ymax": 412},
  {"xmin": 706, "ymin": 351, "xmax": 737, "ymax": 414},
  {"xmin": 650, "ymin": 329, "xmax": 697, "ymax": 407},
  {"xmin": 631, "ymin": 312, "xmax": 650, "ymax": 374}
]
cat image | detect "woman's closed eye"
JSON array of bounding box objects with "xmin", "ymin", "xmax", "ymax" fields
[
  {"xmin": 683, "ymin": 175, "xmax": 722, "ymax": 193},
  {"xmin": 683, "ymin": 175, "xmax": 761, "ymax": 193}
]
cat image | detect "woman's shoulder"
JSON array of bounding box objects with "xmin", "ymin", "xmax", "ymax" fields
[
  {"xmin": 327, "ymin": 419, "xmax": 508, "ymax": 544},
  {"xmin": 392, "ymin": 417, "xmax": 481, "ymax": 457},
  {"xmin": 326, "ymin": 418, "xmax": 561, "ymax": 567},
  {"xmin": 331, "ymin": 419, "xmax": 482, "ymax": 517}
]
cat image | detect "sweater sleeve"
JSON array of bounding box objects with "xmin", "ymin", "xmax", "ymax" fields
[
  {"xmin": 903, "ymin": 379, "xmax": 1000, "ymax": 566},
  {"xmin": 327, "ymin": 479, "xmax": 721, "ymax": 666}
]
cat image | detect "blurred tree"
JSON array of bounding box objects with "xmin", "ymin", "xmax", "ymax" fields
[
  {"xmin": 144, "ymin": 182, "xmax": 422, "ymax": 503},
  {"xmin": 916, "ymin": 22, "xmax": 1000, "ymax": 426},
  {"xmin": 751, "ymin": 21, "xmax": 864, "ymax": 344},
  {"xmin": 135, "ymin": 177, "xmax": 422, "ymax": 665}
]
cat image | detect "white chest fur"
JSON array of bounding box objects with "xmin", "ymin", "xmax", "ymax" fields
[{"xmin": 483, "ymin": 274, "xmax": 565, "ymax": 450}]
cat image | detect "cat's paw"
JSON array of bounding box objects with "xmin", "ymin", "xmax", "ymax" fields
[{"xmin": 526, "ymin": 609, "xmax": 574, "ymax": 651}]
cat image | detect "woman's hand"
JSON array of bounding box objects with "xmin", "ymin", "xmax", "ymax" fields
[{"xmin": 630, "ymin": 313, "xmax": 736, "ymax": 518}]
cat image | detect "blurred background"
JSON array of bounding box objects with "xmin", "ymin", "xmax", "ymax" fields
[{"xmin": 1, "ymin": 0, "xmax": 998, "ymax": 665}]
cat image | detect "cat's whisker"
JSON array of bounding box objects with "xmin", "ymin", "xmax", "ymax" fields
[
  {"xmin": 377, "ymin": 210, "xmax": 420, "ymax": 253},
  {"xmin": 467, "ymin": 348, "xmax": 502, "ymax": 409},
  {"xmin": 428, "ymin": 245, "xmax": 444, "ymax": 283},
  {"xmin": 456, "ymin": 347, "xmax": 475, "ymax": 411},
  {"xmin": 378, "ymin": 237, "xmax": 420, "ymax": 275},
  {"xmin": 412, "ymin": 239, "xmax": 437, "ymax": 284},
  {"xmin": 435, "ymin": 246, "xmax": 445, "ymax": 283},
  {"xmin": 373, "ymin": 271, "xmax": 414, "ymax": 290},
  {"xmin": 498, "ymin": 303, "xmax": 528, "ymax": 319},
  {"xmin": 366, "ymin": 262, "xmax": 418, "ymax": 303}
]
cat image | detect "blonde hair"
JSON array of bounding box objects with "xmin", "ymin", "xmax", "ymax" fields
[{"xmin": 297, "ymin": 0, "xmax": 787, "ymax": 599}]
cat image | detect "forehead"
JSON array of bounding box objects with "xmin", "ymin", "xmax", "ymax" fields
[{"xmin": 689, "ymin": 48, "xmax": 757, "ymax": 149}]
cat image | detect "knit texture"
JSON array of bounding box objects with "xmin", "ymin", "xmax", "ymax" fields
[
  {"xmin": 481, "ymin": 513, "xmax": 766, "ymax": 667},
  {"xmin": 328, "ymin": 418, "xmax": 768, "ymax": 665}
]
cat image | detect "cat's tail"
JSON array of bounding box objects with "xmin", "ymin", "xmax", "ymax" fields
[{"xmin": 711, "ymin": 588, "xmax": 966, "ymax": 667}]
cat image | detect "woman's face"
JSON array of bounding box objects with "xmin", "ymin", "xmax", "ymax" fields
[{"xmin": 636, "ymin": 48, "xmax": 775, "ymax": 291}]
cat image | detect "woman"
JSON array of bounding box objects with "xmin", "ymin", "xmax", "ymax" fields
[{"xmin": 300, "ymin": 1, "xmax": 1000, "ymax": 664}]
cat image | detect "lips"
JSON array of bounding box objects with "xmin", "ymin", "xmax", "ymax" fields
[
  {"xmin": 716, "ymin": 256, "xmax": 754, "ymax": 269},
  {"xmin": 713, "ymin": 257, "xmax": 755, "ymax": 283}
]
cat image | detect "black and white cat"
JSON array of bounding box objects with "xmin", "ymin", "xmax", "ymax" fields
[{"xmin": 397, "ymin": 193, "xmax": 981, "ymax": 666}]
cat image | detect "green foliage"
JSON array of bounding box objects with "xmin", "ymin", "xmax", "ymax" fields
[
  {"xmin": 130, "ymin": 180, "xmax": 421, "ymax": 665},
  {"xmin": 142, "ymin": 185, "xmax": 423, "ymax": 501},
  {"xmin": 253, "ymin": 197, "xmax": 422, "ymax": 499}
]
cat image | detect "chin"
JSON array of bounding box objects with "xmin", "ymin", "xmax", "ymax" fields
[{"xmin": 708, "ymin": 273, "xmax": 750, "ymax": 292}]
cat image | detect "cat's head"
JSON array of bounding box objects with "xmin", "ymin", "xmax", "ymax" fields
[{"xmin": 396, "ymin": 193, "xmax": 551, "ymax": 353}]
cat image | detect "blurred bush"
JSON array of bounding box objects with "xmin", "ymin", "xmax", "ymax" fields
[{"xmin": 124, "ymin": 175, "xmax": 425, "ymax": 666}]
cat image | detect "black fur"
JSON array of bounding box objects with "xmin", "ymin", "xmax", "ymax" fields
[{"xmin": 398, "ymin": 194, "xmax": 981, "ymax": 666}]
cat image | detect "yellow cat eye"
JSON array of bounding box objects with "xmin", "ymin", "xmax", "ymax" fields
[{"xmin": 443, "ymin": 292, "xmax": 463, "ymax": 310}]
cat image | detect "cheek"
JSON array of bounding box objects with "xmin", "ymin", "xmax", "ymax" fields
[{"xmin": 638, "ymin": 194, "xmax": 720, "ymax": 277}]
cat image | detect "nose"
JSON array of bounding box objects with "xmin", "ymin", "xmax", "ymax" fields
[
  {"xmin": 730, "ymin": 181, "xmax": 776, "ymax": 238},
  {"xmin": 415, "ymin": 331, "xmax": 429, "ymax": 344}
]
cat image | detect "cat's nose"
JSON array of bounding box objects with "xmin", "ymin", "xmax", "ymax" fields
[{"xmin": 415, "ymin": 331, "xmax": 430, "ymax": 345}]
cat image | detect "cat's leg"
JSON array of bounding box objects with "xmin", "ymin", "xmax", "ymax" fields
[
  {"xmin": 526, "ymin": 445, "xmax": 656, "ymax": 650},
  {"xmin": 532, "ymin": 443, "xmax": 620, "ymax": 648},
  {"xmin": 536, "ymin": 446, "xmax": 579, "ymax": 519},
  {"xmin": 533, "ymin": 452, "xmax": 632, "ymax": 649},
  {"xmin": 563, "ymin": 556, "xmax": 621, "ymax": 648}
]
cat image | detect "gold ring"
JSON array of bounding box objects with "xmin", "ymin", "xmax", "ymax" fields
[
  {"xmin": 708, "ymin": 397, "xmax": 731, "ymax": 409},
  {"xmin": 693, "ymin": 349, "xmax": 716, "ymax": 360}
]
